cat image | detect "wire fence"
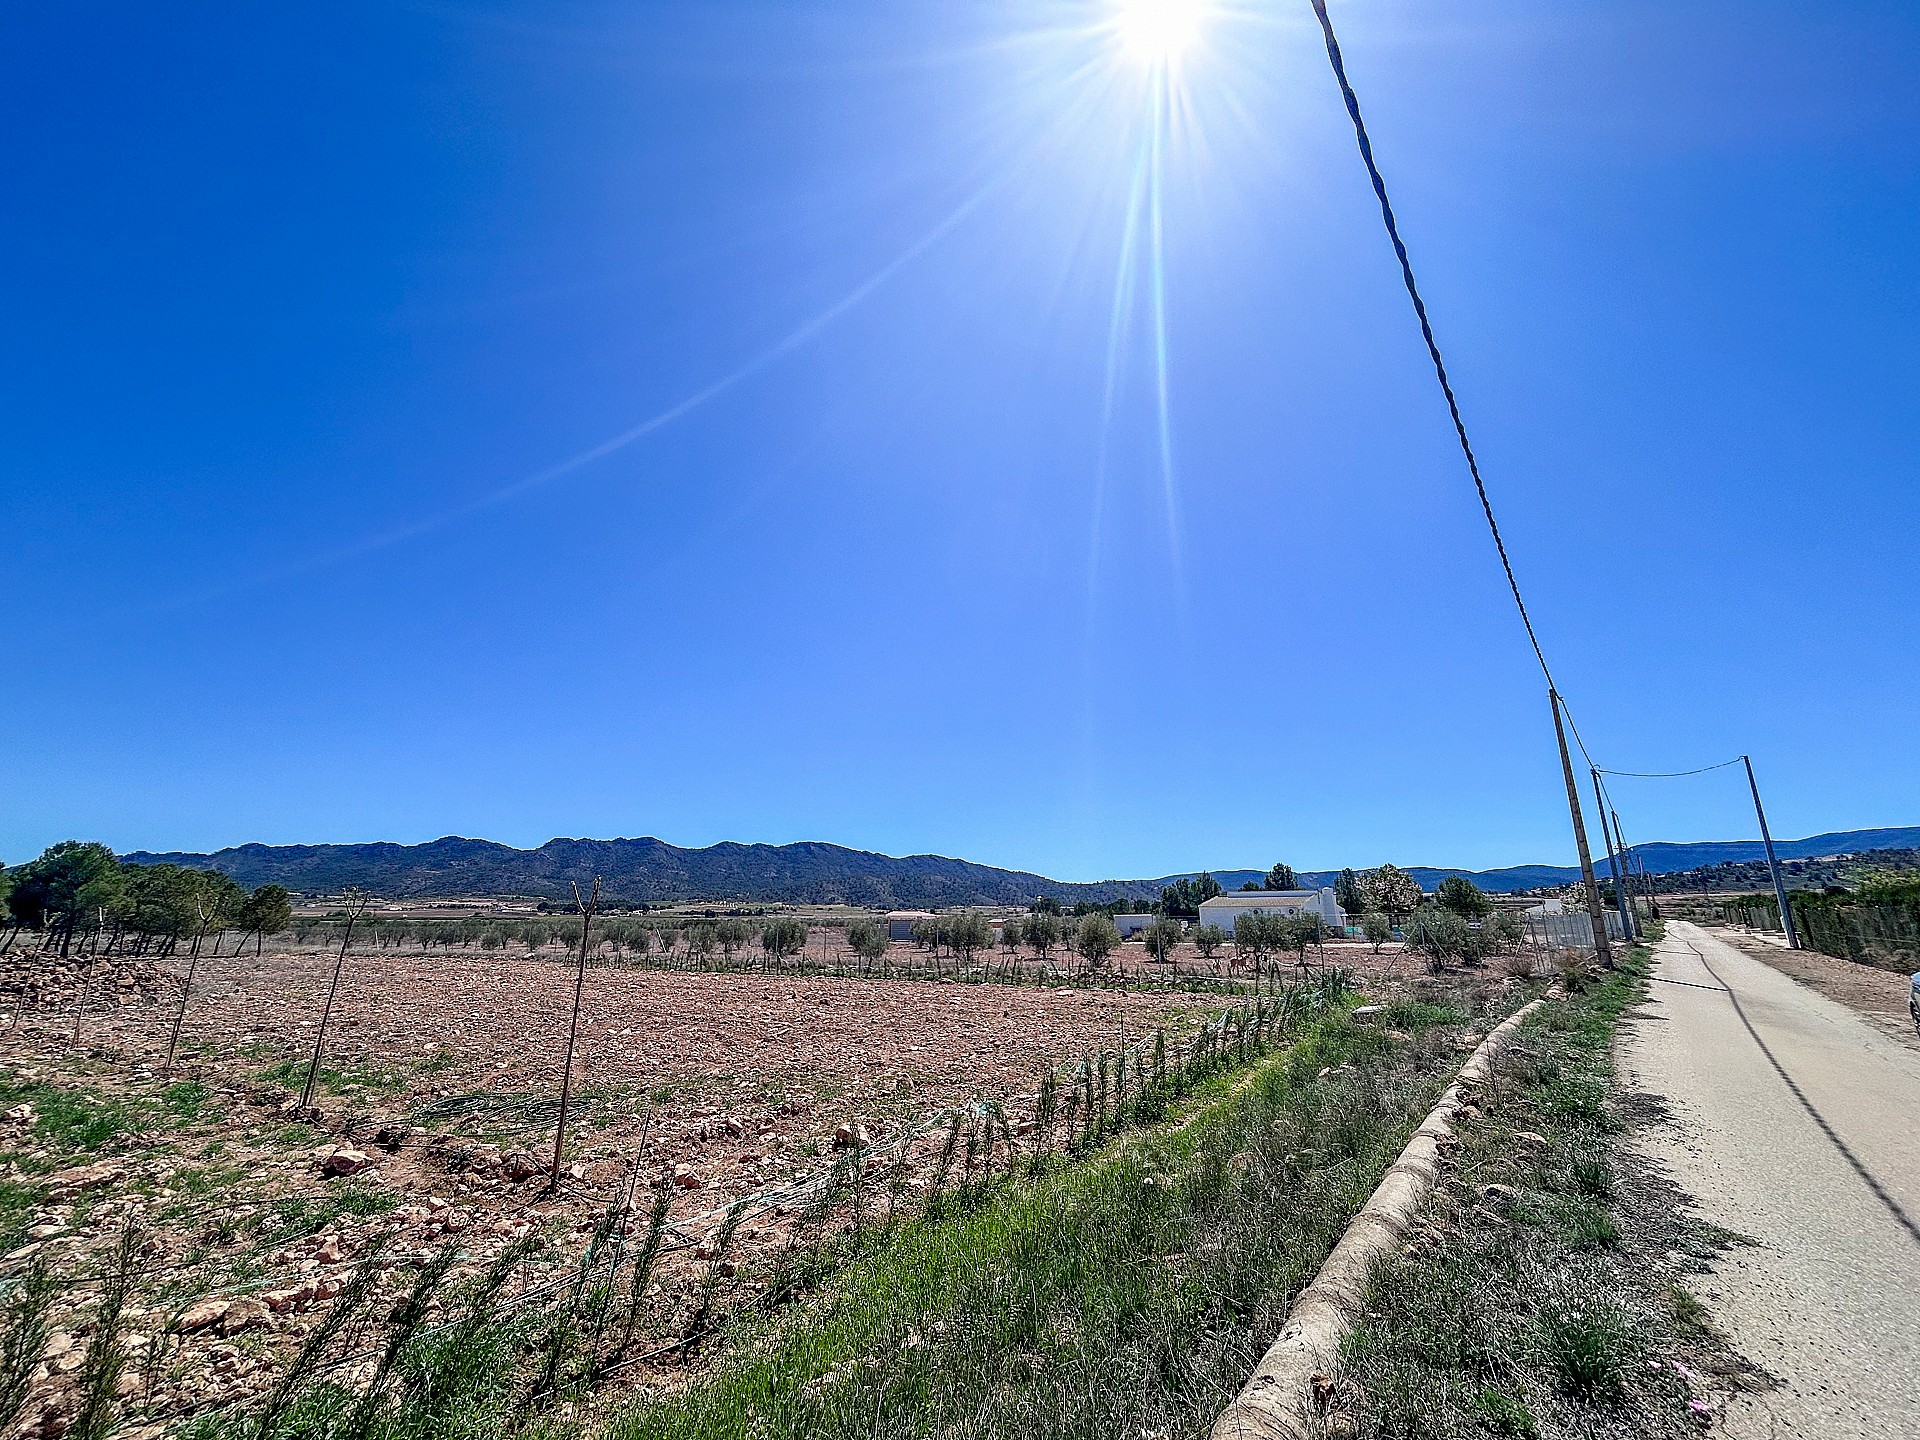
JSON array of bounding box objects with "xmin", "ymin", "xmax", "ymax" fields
[{"xmin": 1718, "ymin": 897, "xmax": 1920, "ymax": 972}]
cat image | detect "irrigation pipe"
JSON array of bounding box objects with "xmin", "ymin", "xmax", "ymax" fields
[{"xmin": 1208, "ymin": 993, "xmax": 1548, "ymax": 1440}]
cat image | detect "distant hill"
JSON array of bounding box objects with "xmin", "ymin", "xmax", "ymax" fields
[
  {"xmin": 123, "ymin": 836, "xmax": 1169, "ymax": 910},
  {"xmin": 123, "ymin": 826, "xmax": 1920, "ymax": 908}
]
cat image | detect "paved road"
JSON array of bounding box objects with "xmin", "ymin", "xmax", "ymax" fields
[{"xmin": 1619, "ymin": 921, "xmax": 1920, "ymax": 1437}]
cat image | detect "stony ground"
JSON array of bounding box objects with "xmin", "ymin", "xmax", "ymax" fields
[{"xmin": 0, "ymin": 934, "xmax": 1437, "ymax": 1438}]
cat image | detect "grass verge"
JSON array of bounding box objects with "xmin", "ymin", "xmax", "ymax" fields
[{"xmin": 1339, "ymin": 932, "xmax": 1751, "ymax": 1439}]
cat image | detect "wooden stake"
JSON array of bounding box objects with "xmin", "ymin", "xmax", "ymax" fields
[
  {"xmin": 301, "ymin": 888, "xmax": 369, "ymax": 1111},
  {"xmin": 550, "ymin": 877, "xmax": 601, "ymax": 1192}
]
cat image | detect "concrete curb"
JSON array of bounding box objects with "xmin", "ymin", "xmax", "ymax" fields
[{"xmin": 1207, "ymin": 995, "xmax": 1548, "ymax": 1440}]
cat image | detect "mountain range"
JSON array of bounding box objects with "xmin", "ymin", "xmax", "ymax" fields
[{"xmin": 122, "ymin": 826, "xmax": 1920, "ymax": 909}]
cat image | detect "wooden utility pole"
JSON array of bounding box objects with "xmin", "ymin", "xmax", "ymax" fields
[
  {"xmin": 301, "ymin": 888, "xmax": 369, "ymax": 1111},
  {"xmin": 1743, "ymin": 756, "xmax": 1799, "ymax": 949},
  {"xmin": 550, "ymin": 877, "xmax": 601, "ymax": 1192},
  {"xmin": 1550, "ymin": 689, "xmax": 1613, "ymax": 967}
]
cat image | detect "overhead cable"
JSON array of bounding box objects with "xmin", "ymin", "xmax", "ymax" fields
[
  {"xmin": 1596, "ymin": 758, "xmax": 1746, "ymax": 779},
  {"xmin": 1304, "ymin": 0, "xmax": 1556, "ymax": 690}
]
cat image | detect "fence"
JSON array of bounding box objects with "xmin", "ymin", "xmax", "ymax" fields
[
  {"xmin": 1520, "ymin": 909, "xmax": 1623, "ymax": 954},
  {"xmin": 1721, "ymin": 896, "xmax": 1920, "ymax": 972}
]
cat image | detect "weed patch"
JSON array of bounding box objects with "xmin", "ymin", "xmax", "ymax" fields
[{"xmin": 1340, "ymin": 941, "xmax": 1746, "ymax": 1439}]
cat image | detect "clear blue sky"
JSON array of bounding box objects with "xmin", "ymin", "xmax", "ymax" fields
[{"xmin": 5, "ymin": 1, "xmax": 1917, "ymax": 880}]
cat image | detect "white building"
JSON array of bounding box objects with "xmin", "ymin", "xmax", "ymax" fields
[
  {"xmin": 886, "ymin": 910, "xmax": 934, "ymax": 941},
  {"xmin": 1198, "ymin": 887, "xmax": 1346, "ymax": 932},
  {"xmin": 1113, "ymin": 913, "xmax": 1154, "ymax": 938}
]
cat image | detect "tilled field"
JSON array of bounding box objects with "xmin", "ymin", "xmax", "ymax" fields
[{"xmin": 0, "ymin": 945, "xmax": 1295, "ymax": 1437}]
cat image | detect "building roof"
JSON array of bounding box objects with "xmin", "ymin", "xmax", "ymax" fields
[
  {"xmin": 1200, "ymin": 890, "xmax": 1320, "ymax": 903},
  {"xmin": 884, "ymin": 909, "xmax": 935, "ymax": 919}
]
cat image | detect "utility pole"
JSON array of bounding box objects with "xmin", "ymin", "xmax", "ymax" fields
[
  {"xmin": 1743, "ymin": 755, "xmax": 1798, "ymax": 949},
  {"xmin": 1551, "ymin": 689, "xmax": 1613, "ymax": 967},
  {"xmin": 1591, "ymin": 769, "xmax": 1636, "ymax": 941}
]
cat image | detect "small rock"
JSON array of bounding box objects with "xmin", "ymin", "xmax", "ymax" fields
[
  {"xmin": 45, "ymin": 1160, "xmax": 127, "ymax": 1201},
  {"xmin": 1350, "ymin": 1005, "xmax": 1386, "ymax": 1023},
  {"xmin": 262, "ymin": 1284, "xmax": 316, "ymax": 1314},
  {"xmin": 175, "ymin": 1299, "xmax": 231, "ymax": 1333},
  {"xmin": 832, "ymin": 1123, "xmax": 870, "ymax": 1151},
  {"xmin": 1481, "ymin": 1183, "xmax": 1519, "ymax": 1208},
  {"xmin": 672, "ymin": 1163, "xmax": 701, "ymax": 1189},
  {"xmin": 1513, "ymin": 1131, "xmax": 1549, "ymax": 1152},
  {"xmin": 218, "ymin": 1301, "xmax": 269, "ymax": 1336},
  {"xmin": 317, "ymin": 1147, "xmax": 371, "ymax": 1177}
]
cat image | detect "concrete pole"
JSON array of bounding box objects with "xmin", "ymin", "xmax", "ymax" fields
[
  {"xmin": 1550, "ymin": 689, "xmax": 1613, "ymax": 967},
  {"xmin": 1591, "ymin": 769, "xmax": 1636, "ymax": 941},
  {"xmin": 1613, "ymin": 809, "xmax": 1660, "ymax": 920},
  {"xmin": 1743, "ymin": 756, "xmax": 1799, "ymax": 949}
]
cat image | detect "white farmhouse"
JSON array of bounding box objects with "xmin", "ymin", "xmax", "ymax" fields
[
  {"xmin": 1113, "ymin": 913, "xmax": 1155, "ymax": 938},
  {"xmin": 1198, "ymin": 887, "xmax": 1346, "ymax": 932}
]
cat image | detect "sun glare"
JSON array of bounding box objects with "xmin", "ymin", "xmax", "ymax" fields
[{"xmin": 1112, "ymin": 0, "xmax": 1206, "ymax": 66}]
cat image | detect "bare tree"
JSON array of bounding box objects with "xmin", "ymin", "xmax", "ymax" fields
[
  {"xmin": 300, "ymin": 888, "xmax": 370, "ymax": 1111},
  {"xmin": 550, "ymin": 877, "xmax": 601, "ymax": 1192}
]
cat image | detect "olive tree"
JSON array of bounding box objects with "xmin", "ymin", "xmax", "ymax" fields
[
  {"xmin": 1073, "ymin": 913, "xmax": 1120, "ymax": 969},
  {"xmin": 1145, "ymin": 915, "xmax": 1183, "ymax": 964},
  {"xmin": 1402, "ymin": 908, "xmax": 1469, "ymax": 972},
  {"xmin": 1192, "ymin": 923, "xmax": 1225, "ymax": 958},
  {"xmin": 1361, "ymin": 911, "xmax": 1392, "ymax": 952},
  {"xmin": 940, "ymin": 912, "xmax": 987, "ymax": 964},
  {"xmin": 1024, "ymin": 911, "xmax": 1060, "ymax": 960},
  {"xmin": 1233, "ymin": 912, "xmax": 1275, "ymax": 970},
  {"xmin": 846, "ymin": 918, "xmax": 888, "ymax": 963},
  {"xmin": 761, "ymin": 918, "xmax": 807, "ymax": 960},
  {"xmin": 1280, "ymin": 912, "xmax": 1323, "ymax": 965}
]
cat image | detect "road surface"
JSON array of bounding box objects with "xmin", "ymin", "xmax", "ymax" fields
[{"xmin": 1619, "ymin": 920, "xmax": 1920, "ymax": 1437}]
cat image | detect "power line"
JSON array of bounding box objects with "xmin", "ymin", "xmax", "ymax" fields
[
  {"xmin": 1304, "ymin": 0, "xmax": 1556, "ymax": 690},
  {"xmin": 1597, "ymin": 758, "xmax": 1746, "ymax": 779}
]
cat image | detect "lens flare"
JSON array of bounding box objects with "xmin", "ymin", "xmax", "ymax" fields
[{"xmin": 1112, "ymin": 0, "xmax": 1206, "ymax": 66}]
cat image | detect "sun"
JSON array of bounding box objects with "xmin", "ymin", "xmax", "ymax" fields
[{"xmin": 1112, "ymin": 0, "xmax": 1207, "ymax": 66}]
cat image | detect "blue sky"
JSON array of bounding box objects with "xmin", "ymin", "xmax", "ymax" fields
[{"xmin": 5, "ymin": 0, "xmax": 1917, "ymax": 880}]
